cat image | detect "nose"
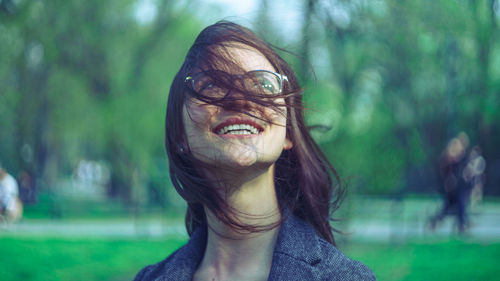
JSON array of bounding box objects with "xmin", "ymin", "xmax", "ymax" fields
[{"xmin": 222, "ymin": 89, "xmax": 253, "ymax": 111}]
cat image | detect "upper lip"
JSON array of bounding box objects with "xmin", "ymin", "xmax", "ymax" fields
[{"xmin": 212, "ymin": 117, "xmax": 265, "ymax": 134}]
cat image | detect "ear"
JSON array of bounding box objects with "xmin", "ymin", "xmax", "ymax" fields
[
  {"xmin": 177, "ymin": 135, "xmax": 190, "ymax": 154},
  {"xmin": 283, "ymin": 137, "xmax": 293, "ymax": 150}
]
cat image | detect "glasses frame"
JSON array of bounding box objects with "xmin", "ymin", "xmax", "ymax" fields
[{"xmin": 185, "ymin": 70, "xmax": 288, "ymax": 95}]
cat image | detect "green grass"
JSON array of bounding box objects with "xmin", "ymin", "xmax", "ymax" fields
[
  {"xmin": 0, "ymin": 236, "xmax": 187, "ymax": 281},
  {"xmin": 1, "ymin": 236, "xmax": 499, "ymax": 281},
  {"xmin": 344, "ymin": 239, "xmax": 500, "ymax": 281}
]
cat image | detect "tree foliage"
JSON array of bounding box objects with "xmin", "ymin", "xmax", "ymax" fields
[
  {"xmin": 294, "ymin": 0, "xmax": 500, "ymax": 195},
  {"xmin": 0, "ymin": 0, "xmax": 201, "ymax": 206},
  {"xmin": 1, "ymin": 0, "xmax": 499, "ymax": 208}
]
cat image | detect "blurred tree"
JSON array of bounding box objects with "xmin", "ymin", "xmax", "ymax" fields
[
  {"xmin": 1, "ymin": 0, "xmax": 499, "ymax": 212},
  {"xmin": 0, "ymin": 0, "xmax": 202, "ymax": 209},
  {"xmin": 296, "ymin": 0, "xmax": 500, "ymax": 195}
]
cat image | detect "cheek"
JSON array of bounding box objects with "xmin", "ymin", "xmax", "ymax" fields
[
  {"xmin": 183, "ymin": 103, "xmax": 215, "ymax": 130},
  {"xmin": 183, "ymin": 103, "xmax": 219, "ymax": 150},
  {"xmin": 265, "ymin": 104, "xmax": 287, "ymax": 127}
]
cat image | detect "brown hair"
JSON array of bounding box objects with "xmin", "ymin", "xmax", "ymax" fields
[{"xmin": 165, "ymin": 21, "xmax": 344, "ymax": 245}]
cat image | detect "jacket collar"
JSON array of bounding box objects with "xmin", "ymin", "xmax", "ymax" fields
[
  {"xmin": 272, "ymin": 214, "xmax": 323, "ymax": 265},
  {"xmin": 160, "ymin": 214, "xmax": 323, "ymax": 280}
]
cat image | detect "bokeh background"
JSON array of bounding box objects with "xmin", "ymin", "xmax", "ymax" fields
[{"xmin": 1, "ymin": 0, "xmax": 500, "ymax": 280}]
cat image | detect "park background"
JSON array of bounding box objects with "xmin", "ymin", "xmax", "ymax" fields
[{"xmin": 1, "ymin": 0, "xmax": 500, "ymax": 280}]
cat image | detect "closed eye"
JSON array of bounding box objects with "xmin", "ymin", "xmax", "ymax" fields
[{"xmin": 200, "ymin": 82, "xmax": 225, "ymax": 97}]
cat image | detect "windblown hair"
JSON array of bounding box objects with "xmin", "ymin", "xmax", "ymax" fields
[{"xmin": 165, "ymin": 21, "xmax": 344, "ymax": 245}]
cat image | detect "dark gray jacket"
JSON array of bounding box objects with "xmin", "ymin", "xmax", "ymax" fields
[{"xmin": 134, "ymin": 215, "xmax": 376, "ymax": 280}]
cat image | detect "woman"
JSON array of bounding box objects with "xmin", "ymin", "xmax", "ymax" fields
[{"xmin": 135, "ymin": 21, "xmax": 375, "ymax": 281}]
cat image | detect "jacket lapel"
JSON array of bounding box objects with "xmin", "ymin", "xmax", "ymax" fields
[
  {"xmin": 157, "ymin": 225, "xmax": 207, "ymax": 281},
  {"xmin": 267, "ymin": 215, "xmax": 323, "ymax": 280},
  {"xmin": 157, "ymin": 215, "xmax": 325, "ymax": 281}
]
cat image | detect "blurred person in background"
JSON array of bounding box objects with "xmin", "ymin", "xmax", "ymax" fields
[
  {"xmin": 0, "ymin": 162, "xmax": 23, "ymax": 224},
  {"xmin": 464, "ymin": 146, "xmax": 486, "ymax": 209},
  {"xmin": 430, "ymin": 132, "xmax": 473, "ymax": 233},
  {"xmin": 18, "ymin": 170, "xmax": 36, "ymax": 204},
  {"xmin": 134, "ymin": 21, "xmax": 375, "ymax": 281}
]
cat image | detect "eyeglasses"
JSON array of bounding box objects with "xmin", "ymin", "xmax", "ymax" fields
[{"xmin": 185, "ymin": 70, "xmax": 288, "ymax": 97}]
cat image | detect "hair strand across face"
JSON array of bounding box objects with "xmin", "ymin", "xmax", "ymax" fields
[{"xmin": 165, "ymin": 20, "xmax": 344, "ymax": 245}]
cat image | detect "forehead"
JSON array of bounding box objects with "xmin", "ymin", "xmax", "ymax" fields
[{"xmin": 210, "ymin": 43, "xmax": 275, "ymax": 73}]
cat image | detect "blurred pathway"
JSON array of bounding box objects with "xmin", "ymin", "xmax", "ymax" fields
[
  {"xmin": 0, "ymin": 219, "xmax": 188, "ymax": 238},
  {"xmin": 344, "ymin": 197, "xmax": 500, "ymax": 242},
  {"xmin": 2, "ymin": 217, "xmax": 500, "ymax": 242},
  {"xmin": 2, "ymin": 197, "xmax": 500, "ymax": 241},
  {"xmin": 346, "ymin": 214, "xmax": 500, "ymax": 242}
]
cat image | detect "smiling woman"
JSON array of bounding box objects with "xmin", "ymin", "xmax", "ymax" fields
[
  {"xmin": 183, "ymin": 45, "xmax": 291, "ymax": 170},
  {"xmin": 134, "ymin": 21, "xmax": 375, "ymax": 281}
]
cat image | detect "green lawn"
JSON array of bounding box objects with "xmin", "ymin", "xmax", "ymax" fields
[
  {"xmin": 345, "ymin": 239, "xmax": 500, "ymax": 281},
  {"xmin": 0, "ymin": 236, "xmax": 186, "ymax": 281},
  {"xmin": 1, "ymin": 236, "xmax": 499, "ymax": 281}
]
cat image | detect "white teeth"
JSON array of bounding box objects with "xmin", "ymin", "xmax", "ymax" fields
[{"xmin": 217, "ymin": 123, "xmax": 260, "ymax": 135}]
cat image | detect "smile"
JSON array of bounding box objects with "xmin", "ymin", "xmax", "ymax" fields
[
  {"xmin": 218, "ymin": 124, "xmax": 259, "ymax": 135},
  {"xmin": 213, "ymin": 118, "xmax": 264, "ymax": 136}
]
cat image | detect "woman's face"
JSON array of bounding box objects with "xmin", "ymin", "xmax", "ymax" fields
[{"xmin": 182, "ymin": 45, "xmax": 292, "ymax": 170}]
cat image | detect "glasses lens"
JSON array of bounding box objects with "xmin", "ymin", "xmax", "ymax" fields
[
  {"xmin": 246, "ymin": 71, "xmax": 282, "ymax": 95},
  {"xmin": 188, "ymin": 70, "xmax": 284, "ymax": 97},
  {"xmin": 190, "ymin": 73, "xmax": 226, "ymax": 97}
]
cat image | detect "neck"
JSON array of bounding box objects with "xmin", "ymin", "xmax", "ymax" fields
[{"xmin": 195, "ymin": 164, "xmax": 281, "ymax": 281}]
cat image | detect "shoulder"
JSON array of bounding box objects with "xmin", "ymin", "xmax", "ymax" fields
[
  {"xmin": 1, "ymin": 174, "xmax": 17, "ymax": 189},
  {"xmin": 133, "ymin": 226, "xmax": 207, "ymax": 281},
  {"xmin": 269, "ymin": 215, "xmax": 376, "ymax": 281},
  {"xmin": 316, "ymin": 238, "xmax": 376, "ymax": 280},
  {"xmin": 133, "ymin": 247, "xmax": 184, "ymax": 281}
]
